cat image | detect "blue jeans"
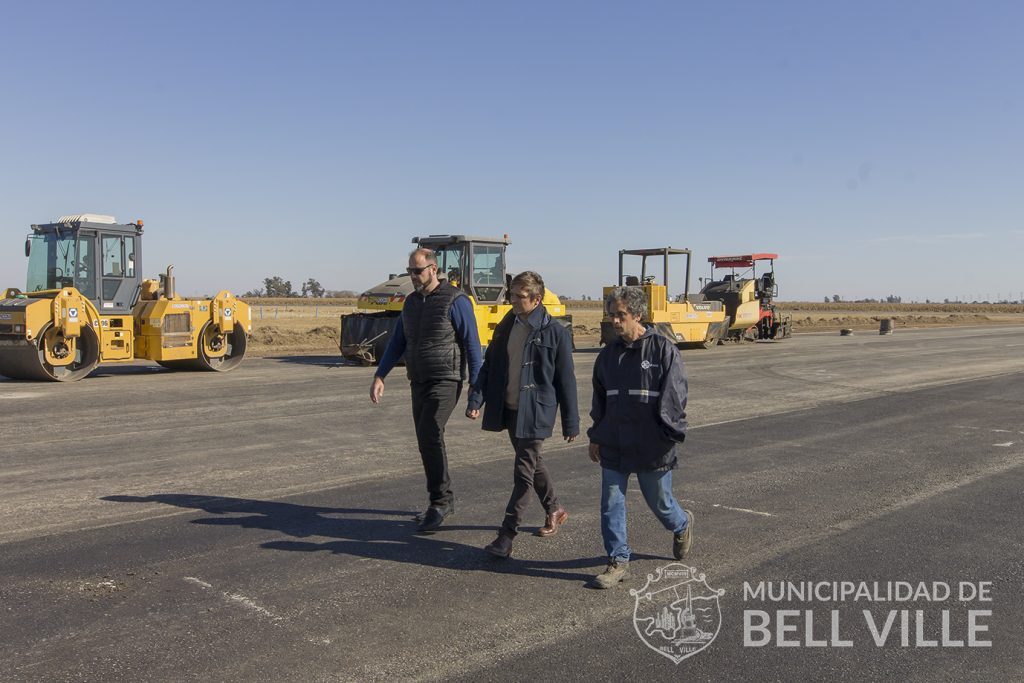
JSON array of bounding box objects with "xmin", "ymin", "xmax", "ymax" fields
[{"xmin": 600, "ymin": 467, "xmax": 688, "ymax": 562}]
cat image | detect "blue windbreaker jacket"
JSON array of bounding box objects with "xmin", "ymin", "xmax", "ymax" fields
[{"xmin": 587, "ymin": 326, "xmax": 688, "ymax": 472}]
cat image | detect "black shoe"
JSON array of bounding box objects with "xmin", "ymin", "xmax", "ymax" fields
[
  {"xmin": 413, "ymin": 500, "xmax": 455, "ymax": 523},
  {"xmin": 484, "ymin": 533, "xmax": 514, "ymax": 558},
  {"xmin": 416, "ymin": 505, "xmax": 452, "ymax": 534}
]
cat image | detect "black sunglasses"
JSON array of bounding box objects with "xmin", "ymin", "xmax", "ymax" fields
[{"xmin": 406, "ymin": 264, "xmax": 436, "ymax": 275}]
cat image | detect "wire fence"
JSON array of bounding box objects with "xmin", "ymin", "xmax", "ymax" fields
[{"xmin": 255, "ymin": 305, "xmax": 356, "ymax": 320}]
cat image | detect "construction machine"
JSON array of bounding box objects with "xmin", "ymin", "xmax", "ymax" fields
[
  {"xmin": 697, "ymin": 253, "xmax": 791, "ymax": 341},
  {"xmin": 340, "ymin": 234, "xmax": 572, "ymax": 364},
  {"xmin": 600, "ymin": 248, "xmax": 728, "ymax": 348},
  {"xmin": 0, "ymin": 214, "xmax": 250, "ymax": 381}
]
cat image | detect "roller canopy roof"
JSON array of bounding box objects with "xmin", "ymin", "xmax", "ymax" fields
[
  {"xmin": 708, "ymin": 253, "xmax": 778, "ymax": 268},
  {"xmin": 413, "ymin": 234, "xmax": 510, "ymax": 246},
  {"xmin": 619, "ymin": 247, "xmax": 691, "ymax": 256}
]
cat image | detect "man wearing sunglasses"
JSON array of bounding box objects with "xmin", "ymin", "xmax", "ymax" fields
[{"xmin": 370, "ymin": 248, "xmax": 482, "ymax": 533}]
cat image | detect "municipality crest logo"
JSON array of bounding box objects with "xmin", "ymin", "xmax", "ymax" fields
[{"xmin": 630, "ymin": 563, "xmax": 724, "ymax": 664}]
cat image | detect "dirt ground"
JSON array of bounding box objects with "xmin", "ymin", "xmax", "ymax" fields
[
  {"xmin": 242, "ymin": 299, "xmax": 1024, "ymax": 356},
  {"xmin": 245, "ymin": 301, "xmax": 352, "ymax": 355}
]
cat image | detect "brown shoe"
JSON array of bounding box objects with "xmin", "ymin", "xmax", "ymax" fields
[
  {"xmin": 673, "ymin": 509, "xmax": 694, "ymax": 560},
  {"xmin": 484, "ymin": 533, "xmax": 514, "ymax": 558},
  {"xmin": 537, "ymin": 508, "xmax": 568, "ymax": 537}
]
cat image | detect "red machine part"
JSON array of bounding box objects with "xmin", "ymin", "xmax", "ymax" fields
[{"xmin": 707, "ymin": 253, "xmax": 778, "ymax": 268}]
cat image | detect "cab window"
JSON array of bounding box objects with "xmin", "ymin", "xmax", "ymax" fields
[
  {"xmin": 102, "ymin": 235, "xmax": 124, "ymax": 277},
  {"xmin": 435, "ymin": 246, "xmax": 465, "ymax": 288},
  {"xmin": 471, "ymin": 245, "xmax": 505, "ymax": 303},
  {"xmin": 124, "ymin": 236, "xmax": 136, "ymax": 278},
  {"xmin": 75, "ymin": 235, "xmax": 97, "ymax": 300}
]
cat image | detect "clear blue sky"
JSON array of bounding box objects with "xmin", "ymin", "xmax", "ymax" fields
[{"xmin": 2, "ymin": 1, "xmax": 1022, "ymax": 302}]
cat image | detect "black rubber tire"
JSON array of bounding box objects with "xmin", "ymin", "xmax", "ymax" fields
[
  {"xmin": 0, "ymin": 323, "xmax": 100, "ymax": 381},
  {"xmin": 199, "ymin": 322, "xmax": 247, "ymax": 372},
  {"xmin": 155, "ymin": 324, "xmax": 247, "ymax": 372}
]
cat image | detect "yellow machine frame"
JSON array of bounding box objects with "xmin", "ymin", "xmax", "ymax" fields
[{"xmin": 601, "ymin": 247, "xmax": 727, "ymax": 348}]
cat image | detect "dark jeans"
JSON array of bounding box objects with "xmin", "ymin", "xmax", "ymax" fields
[
  {"xmin": 500, "ymin": 409, "xmax": 559, "ymax": 537},
  {"xmin": 410, "ymin": 380, "xmax": 462, "ymax": 508}
]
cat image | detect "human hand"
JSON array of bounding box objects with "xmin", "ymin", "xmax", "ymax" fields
[
  {"xmin": 565, "ymin": 434, "xmax": 577, "ymax": 443},
  {"xmin": 370, "ymin": 377, "xmax": 384, "ymax": 404},
  {"xmin": 588, "ymin": 443, "xmax": 600, "ymax": 462},
  {"xmin": 466, "ymin": 408, "xmax": 480, "ymax": 420}
]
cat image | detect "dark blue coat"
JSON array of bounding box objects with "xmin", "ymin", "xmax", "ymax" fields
[
  {"xmin": 467, "ymin": 305, "xmax": 580, "ymax": 439},
  {"xmin": 587, "ymin": 326, "xmax": 688, "ymax": 472}
]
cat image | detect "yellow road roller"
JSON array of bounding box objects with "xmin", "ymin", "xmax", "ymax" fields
[
  {"xmin": 340, "ymin": 234, "xmax": 572, "ymax": 364},
  {"xmin": 0, "ymin": 214, "xmax": 250, "ymax": 381}
]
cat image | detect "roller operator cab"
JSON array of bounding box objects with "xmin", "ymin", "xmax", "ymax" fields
[
  {"xmin": 0, "ymin": 214, "xmax": 250, "ymax": 381},
  {"xmin": 340, "ymin": 234, "xmax": 573, "ymax": 365},
  {"xmin": 600, "ymin": 248, "xmax": 729, "ymax": 349},
  {"xmin": 697, "ymin": 253, "xmax": 791, "ymax": 341}
]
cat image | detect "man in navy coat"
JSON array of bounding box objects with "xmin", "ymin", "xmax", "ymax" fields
[{"xmin": 467, "ymin": 270, "xmax": 579, "ymax": 558}]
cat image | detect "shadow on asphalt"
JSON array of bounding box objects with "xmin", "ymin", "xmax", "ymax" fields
[
  {"xmin": 0, "ymin": 364, "xmax": 171, "ymax": 382},
  {"xmin": 104, "ymin": 493, "xmax": 608, "ymax": 582},
  {"xmin": 264, "ymin": 355, "xmax": 351, "ymax": 368},
  {"xmin": 87, "ymin": 365, "xmax": 170, "ymax": 377}
]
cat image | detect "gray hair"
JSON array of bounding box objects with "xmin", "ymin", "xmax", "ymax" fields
[{"xmin": 605, "ymin": 286, "xmax": 647, "ymax": 319}]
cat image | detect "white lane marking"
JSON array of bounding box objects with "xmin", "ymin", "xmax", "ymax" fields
[
  {"xmin": 693, "ymin": 416, "xmax": 770, "ymax": 430},
  {"xmin": 0, "ymin": 392, "xmax": 43, "ymax": 399},
  {"xmin": 993, "ymin": 442, "xmax": 1015, "ymax": 447},
  {"xmin": 225, "ymin": 592, "xmax": 282, "ymax": 621},
  {"xmin": 683, "ymin": 499, "xmax": 775, "ymax": 517},
  {"xmin": 183, "ymin": 576, "xmax": 280, "ymax": 620},
  {"xmin": 182, "ymin": 576, "xmax": 331, "ymax": 644},
  {"xmin": 954, "ymin": 425, "xmax": 1024, "ymax": 435},
  {"xmin": 712, "ymin": 503, "xmax": 775, "ymax": 517}
]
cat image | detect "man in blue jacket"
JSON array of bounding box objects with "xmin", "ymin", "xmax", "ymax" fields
[
  {"xmin": 587, "ymin": 286, "xmax": 693, "ymax": 588},
  {"xmin": 370, "ymin": 248, "xmax": 482, "ymax": 534},
  {"xmin": 467, "ymin": 271, "xmax": 579, "ymax": 558}
]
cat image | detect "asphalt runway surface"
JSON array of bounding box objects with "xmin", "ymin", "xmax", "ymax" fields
[{"xmin": 1, "ymin": 326, "xmax": 1022, "ymax": 682}]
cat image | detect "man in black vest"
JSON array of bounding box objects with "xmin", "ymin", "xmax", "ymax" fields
[{"xmin": 370, "ymin": 248, "xmax": 482, "ymax": 533}]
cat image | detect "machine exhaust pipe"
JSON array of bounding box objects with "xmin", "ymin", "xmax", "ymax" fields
[{"xmin": 160, "ymin": 265, "xmax": 176, "ymax": 300}]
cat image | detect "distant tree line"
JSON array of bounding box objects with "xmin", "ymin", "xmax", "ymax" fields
[
  {"xmin": 824, "ymin": 294, "xmax": 903, "ymax": 304},
  {"xmin": 243, "ymin": 276, "xmax": 357, "ymax": 298}
]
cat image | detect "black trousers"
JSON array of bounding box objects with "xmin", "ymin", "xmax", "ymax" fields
[
  {"xmin": 500, "ymin": 409, "xmax": 559, "ymax": 537},
  {"xmin": 410, "ymin": 380, "xmax": 462, "ymax": 508}
]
